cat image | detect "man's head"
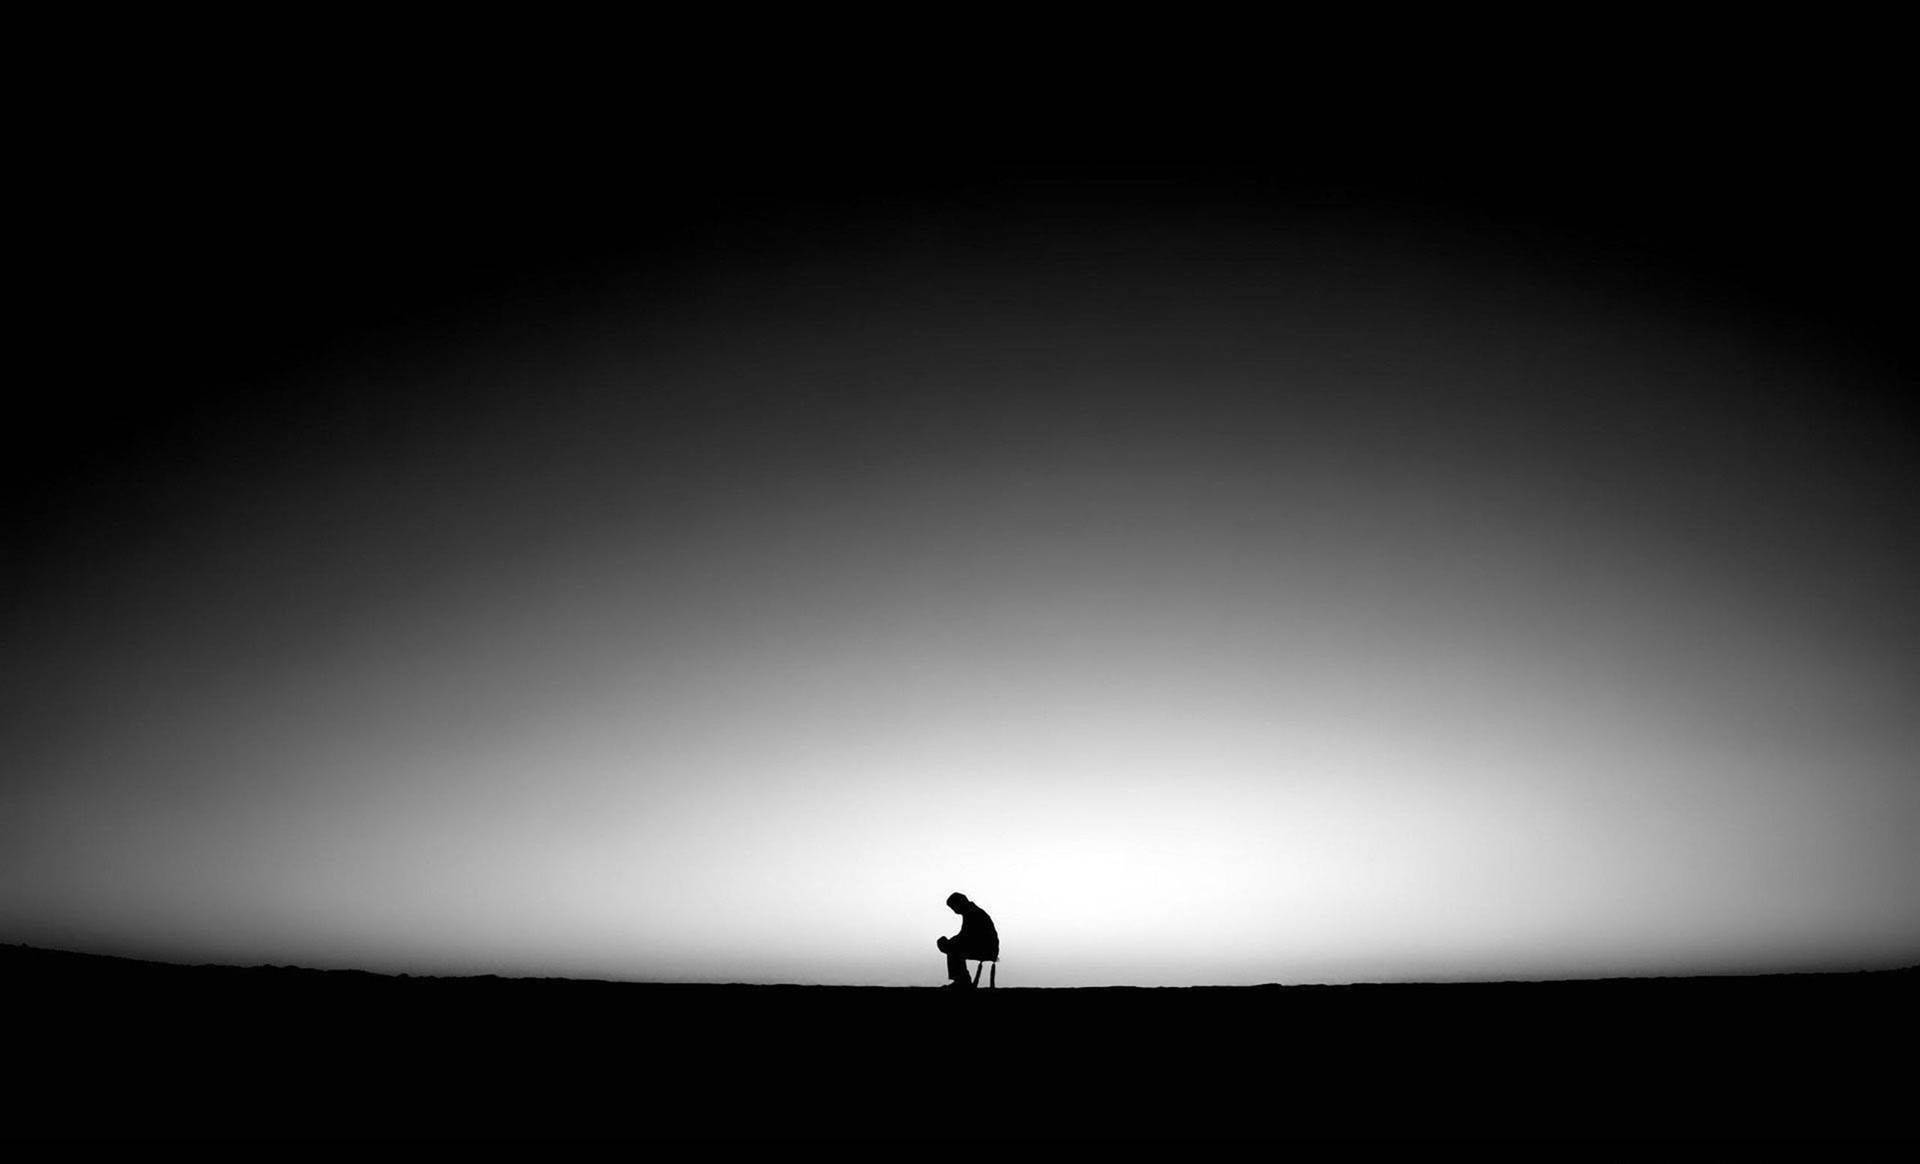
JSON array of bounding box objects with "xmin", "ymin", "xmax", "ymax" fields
[{"xmin": 946, "ymin": 892, "xmax": 969, "ymax": 914}]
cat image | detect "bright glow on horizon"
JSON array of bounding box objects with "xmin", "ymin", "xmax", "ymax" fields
[{"xmin": 5, "ymin": 207, "xmax": 1918, "ymax": 986}]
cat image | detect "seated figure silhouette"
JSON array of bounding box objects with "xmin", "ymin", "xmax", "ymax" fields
[{"xmin": 936, "ymin": 892, "xmax": 998, "ymax": 988}]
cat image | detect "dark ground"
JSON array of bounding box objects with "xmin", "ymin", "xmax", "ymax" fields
[{"xmin": 3, "ymin": 945, "xmax": 1911, "ymax": 1140}]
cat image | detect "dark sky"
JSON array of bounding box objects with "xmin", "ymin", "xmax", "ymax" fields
[{"xmin": 7, "ymin": 42, "xmax": 1918, "ymax": 983}]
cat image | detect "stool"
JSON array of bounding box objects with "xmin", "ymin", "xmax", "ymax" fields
[{"xmin": 970, "ymin": 958, "xmax": 997, "ymax": 989}]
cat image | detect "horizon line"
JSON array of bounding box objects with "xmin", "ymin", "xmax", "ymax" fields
[{"xmin": 8, "ymin": 941, "xmax": 1914, "ymax": 990}]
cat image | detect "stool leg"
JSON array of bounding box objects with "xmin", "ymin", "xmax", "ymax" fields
[
  {"xmin": 972, "ymin": 961, "xmax": 983, "ymax": 987},
  {"xmin": 989, "ymin": 962, "xmax": 996, "ymax": 989}
]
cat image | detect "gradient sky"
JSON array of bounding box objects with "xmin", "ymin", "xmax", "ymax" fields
[{"xmin": 9, "ymin": 129, "xmax": 1919, "ymax": 985}]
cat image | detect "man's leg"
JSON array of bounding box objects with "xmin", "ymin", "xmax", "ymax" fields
[{"xmin": 938, "ymin": 936, "xmax": 971, "ymax": 986}]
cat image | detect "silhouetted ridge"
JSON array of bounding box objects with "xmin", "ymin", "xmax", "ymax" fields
[{"xmin": 6, "ymin": 943, "xmax": 1912, "ymax": 1140}]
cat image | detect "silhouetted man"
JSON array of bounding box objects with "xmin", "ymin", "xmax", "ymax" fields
[{"xmin": 937, "ymin": 892, "xmax": 998, "ymax": 988}]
